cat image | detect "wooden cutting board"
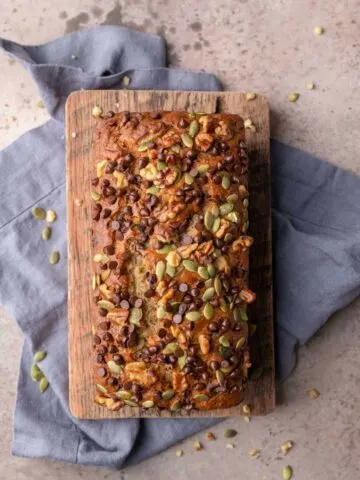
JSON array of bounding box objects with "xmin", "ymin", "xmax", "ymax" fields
[{"xmin": 66, "ymin": 90, "xmax": 274, "ymax": 419}]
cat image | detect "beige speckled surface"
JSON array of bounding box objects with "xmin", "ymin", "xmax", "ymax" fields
[{"xmin": 1, "ymin": 1, "xmax": 360, "ymax": 479}]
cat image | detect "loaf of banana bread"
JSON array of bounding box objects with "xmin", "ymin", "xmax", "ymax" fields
[{"xmin": 91, "ymin": 110, "xmax": 255, "ymax": 412}]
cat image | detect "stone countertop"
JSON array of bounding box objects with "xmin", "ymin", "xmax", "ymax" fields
[{"xmin": 0, "ymin": 1, "xmax": 359, "ymax": 479}]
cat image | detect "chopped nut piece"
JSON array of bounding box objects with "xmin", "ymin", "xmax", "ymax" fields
[
  {"xmin": 193, "ymin": 441, "xmax": 203, "ymax": 451},
  {"xmin": 246, "ymin": 92, "xmax": 257, "ymax": 101},
  {"xmin": 36, "ymin": 100, "xmax": 45, "ymax": 109},
  {"xmin": 308, "ymin": 388, "xmax": 320, "ymax": 399},
  {"xmin": 71, "ymin": 132, "xmax": 77, "ymax": 138},
  {"xmin": 314, "ymin": 26, "xmax": 325, "ymax": 35},
  {"xmin": 248, "ymin": 448, "xmax": 260, "ymax": 458},
  {"xmin": 122, "ymin": 75, "xmax": 130, "ymax": 86},
  {"xmin": 175, "ymin": 449, "xmax": 183, "ymax": 457},
  {"xmin": 306, "ymin": 82, "xmax": 315, "ymax": 90},
  {"xmin": 207, "ymin": 432, "xmax": 216, "ymax": 441},
  {"xmin": 288, "ymin": 93, "xmax": 300, "ymax": 103},
  {"xmin": 244, "ymin": 118, "xmax": 253, "ymax": 129},
  {"xmin": 280, "ymin": 440, "xmax": 294, "ymax": 454},
  {"xmin": 46, "ymin": 209, "xmax": 57, "ymax": 223},
  {"xmin": 92, "ymin": 105, "xmax": 103, "ymax": 117},
  {"xmin": 243, "ymin": 404, "xmax": 251, "ymax": 415},
  {"xmin": 226, "ymin": 442, "xmax": 235, "ymax": 449},
  {"xmin": 244, "ymin": 415, "xmax": 251, "ymax": 423}
]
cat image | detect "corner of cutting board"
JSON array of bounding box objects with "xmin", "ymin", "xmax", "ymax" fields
[{"xmin": 65, "ymin": 90, "xmax": 87, "ymax": 115}]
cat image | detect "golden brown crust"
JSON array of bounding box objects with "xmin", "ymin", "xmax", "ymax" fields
[{"xmin": 90, "ymin": 110, "xmax": 254, "ymax": 413}]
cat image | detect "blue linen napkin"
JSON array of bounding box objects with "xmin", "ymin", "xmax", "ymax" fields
[{"xmin": 0, "ymin": 25, "xmax": 359, "ymax": 469}]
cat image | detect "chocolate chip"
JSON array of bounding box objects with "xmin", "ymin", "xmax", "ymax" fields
[
  {"xmin": 181, "ymin": 234, "xmax": 193, "ymax": 245},
  {"xmin": 104, "ymin": 245, "xmax": 115, "ymax": 255},
  {"xmin": 185, "ymin": 321, "xmax": 195, "ymax": 331},
  {"xmin": 186, "ymin": 149, "xmax": 197, "ymax": 160},
  {"xmin": 163, "ymin": 319, "xmax": 172, "ymax": 328},
  {"xmin": 97, "ymin": 368, "xmax": 107, "ymax": 377},
  {"xmin": 134, "ymin": 298, "xmax": 143, "ymax": 308},
  {"xmin": 109, "ymin": 345, "xmax": 118, "ymax": 354},
  {"xmin": 150, "ymin": 112, "xmax": 162, "ymax": 119},
  {"xmin": 168, "ymin": 354, "xmax": 177, "ymax": 364},
  {"xmin": 92, "ymin": 204, "xmax": 102, "ymax": 221},
  {"xmin": 178, "ymin": 117, "xmax": 189, "ymax": 128},
  {"xmin": 173, "ymin": 314, "xmax": 183, "ymax": 325},
  {"xmin": 209, "ymin": 360, "xmax": 220, "ymax": 371},
  {"xmin": 107, "ymin": 195, "xmax": 117, "ymax": 205},
  {"xmin": 93, "ymin": 335, "xmax": 101, "ymax": 345},
  {"xmin": 91, "ymin": 177, "xmax": 99, "ymax": 186},
  {"xmin": 140, "ymin": 207, "xmax": 150, "ymax": 217},
  {"xmin": 138, "ymin": 157, "xmax": 148, "ymax": 168},
  {"xmin": 108, "ymin": 377, "xmax": 118, "ymax": 386},
  {"xmin": 102, "ymin": 208, "xmax": 112, "ymax": 219},
  {"xmin": 156, "ymin": 328, "xmax": 167, "ymax": 340},
  {"xmin": 208, "ymin": 322, "xmax": 219, "ymax": 332},
  {"xmin": 178, "ymin": 283, "xmax": 188, "ymax": 293},
  {"xmin": 98, "ymin": 345, "xmax": 108, "ymax": 355},
  {"xmin": 109, "ymin": 260, "xmax": 118, "ymax": 270},
  {"xmin": 98, "ymin": 308, "xmax": 108, "ymax": 317},
  {"xmin": 105, "ymin": 162, "xmax": 116, "ymax": 174},
  {"xmin": 103, "ymin": 332, "xmax": 113, "ymax": 342},
  {"xmin": 98, "ymin": 321, "xmax": 110, "ymax": 330},
  {"xmin": 113, "ymin": 354, "xmax": 125, "ymax": 365},
  {"xmin": 95, "ymin": 354, "xmax": 105, "ymax": 363},
  {"xmin": 144, "ymin": 288, "xmax": 156, "ymax": 298},
  {"xmin": 120, "ymin": 299, "xmax": 130, "ymax": 309}
]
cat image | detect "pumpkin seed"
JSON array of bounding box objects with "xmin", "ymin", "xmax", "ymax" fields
[
  {"xmin": 97, "ymin": 300, "xmax": 115, "ymax": 311},
  {"xmin": 157, "ymin": 161, "xmax": 167, "ymax": 170},
  {"xmin": 236, "ymin": 337, "xmax": 246, "ymax": 350},
  {"xmin": 30, "ymin": 364, "xmax": 44, "ymax": 382},
  {"xmin": 41, "ymin": 226, "xmax": 51, "ymax": 240},
  {"xmin": 166, "ymin": 263, "xmax": 177, "ymax": 277},
  {"xmin": 207, "ymin": 264, "xmax": 216, "ymax": 278},
  {"xmin": 181, "ymin": 132, "xmax": 193, "ymax": 148},
  {"xmin": 213, "ymin": 248, "xmax": 222, "ymax": 258},
  {"xmin": 129, "ymin": 307, "xmax": 143, "ymax": 325},
  {"xmin": 178, "ymin": 355, "xmax": 187, "ymax": 369},
  {"xmin": 39, "ymin": 377, "xmax": 49, "ymax": 393},
  {"xmin": 219, "ymin": 335, "xmax": 230, "ymax": 347},
  {"xmin": 49, "ymin": 251, "xmax": 60, "ymax": 265},
  {"xmin": 32, "ymin": 207, "xmax": 46, "ymax": 220},
  {"xmin": 202, "ymin": 287, "xmax": 215, "ymax": 302},
  {"xmin": 216, "ymin": 370, "xmax": 225, "ymax": 385},
  {"xmin": 96, "ymin": 384, "xmax": 108, "ymax": 395},
  {"xmin": 34, "ymin": 351, "xmax": 46, "ymax": 362},
  {"xmin": 157, "ymin": 305, "xmax": 167, "ymax": 319},
  {"xmin": 249, "ymin": 324, "xmax": 257, "ymax": 336},
  {"xmin": 224, "ymin": 428, "xmax": 237, "ymax": 438},
  {"xmin": 224, "ymin": 233, "xmax": 233, "ymax": 243},
  {"xmin": 194, "ymin": 394, "xmax": 209, "ymax": 402},
  {"xmin": 214, "ymin": 276, "xmax": 223, "ymax": 296},
  {"xmin": 243, "ymin": 198, "xmax": 249, "ymax": 208},
  {"xmin": 220, "ymin": 203, "xmax": 234, "ymax": 215},
  {"xmin": 204, "ymin": 279, "xmax": 213, "ymax": 288},
  {"xmin": 155, "ymin": 261, "xmax": 166, "ymax": 281},
  {"xmin": 93, "ymin": 253, "xmax": 108, "ymax": 263},
  {"xmin": 138, "ymin": 140, "xmax": 150, "ymax": 152},
  {"xmin": 115, "ymin": 390, "xmax": 132, "ymax": 400},
  {"xmin": 162, "ymin": 390, "xmax": 175, "ymax": 401},
  {"xmin": 283, "ymin": 466, "xmax": 293, "ymax": 480},
  {"xmin": 212, "ymin": 217, "xmax": 221, "ymax": 233},
  {"xmin": 204, "ymin": 211, "xmax": 214, "ymax": 230},
  {"xmin": 46, "ymin": 209, "xmax": 57, "ymax": 222},
  {"xmin": 198, "ymin": 266, "xmax": 210, "ymax": 280},
  {"xmin": 142, "ymin": 400, "xmax": 154, "ymax": 408},
  {"xmin": 101, "ymin": 269, "xmax": 110, "ymax": 282},
  {"xmin": 157, "ymin": 244, "xmax": 173, "ymax": 254},
  {"xmin": 124, "ymin": 399, "xmax": 139, "ymax": 407},
  {"xmin": 227, "ymin": 193, "xmax": 239, "ymax": 203},
  {"xmin": 288, "ymin": 93, "xmax": 299, "ymax": 103},
  {"xmin": 107, "ymin": 360, "xmax": 122, "ymax": 374},
  {"xmin": 171, "ymin": 143, "xmax": 181, "ymax": 153},
  {"xmin": 184, "ymin": 172, "xmax": 194, "ymax": 185},
  {"xmin": 140, "ymin": 163, "xmax": 158, "ymax": 180},
  {"xmin": 146, "ymin": 186, "xmax": 160, "ymax": 195},
  {"xmin": 306, "ymin": 82, "xmax": 315, "ymax": 90},
  {"xmin": 226, "ymin": 211, "xmax": 240, "ymax": 223},
  {"xmin": 203, "ymin": 303, "xmax": 214, "ymax": 320},
  {"xmin": 170, "ymin": 400, "xmax": 182, "ymax": 411},
  {"xmin": 162, "ymin": 342, "xmax": 179, "ymax": 354},
  {"xmin": 185, "ymin": 311, "xmax": 201, "ymax": 321},
  {"xmin": 91, "ymin": 191, "xmax": 101, "ymax": 201},
  {"xmin": 234, "ymin": 306, "xmax": 248, "ymax": 322},
  {"xmin": 197, "ymin": 164, "xmax": 209, "ymax": 175},
  {"xmin": 220, "ymin": 300, "xmax": 229, "ymax": 312},
  {"xmin": 221, "ymin": 175, "xmax": 231, "ymax": 189},
  {"xmin": 183, "ymin": 260, "xmax": 198, "ymax": 272},
  {"xmin": 189, "ymin": 120, "xmax": 199, "ymax": 137}
]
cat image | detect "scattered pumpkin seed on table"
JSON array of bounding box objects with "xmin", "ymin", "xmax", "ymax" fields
[
  {"xmin": 224, "ymin": 428, "xmax": 237, "ymax": 438},
  {"xmin": 280, "ymin": 440, "xmax": 294, "ymax": 454},
  {"xmin": 33, "ymin": 351, "xmax": 46, "ymax": 362},
  {"xmin": 32, "ymin": 207, "xmax": 46, "ymax": 220},
  {"xmin": 30, "ymin": 364, "xmax": 44, "ymax": 382},
  {"xmin": 283, "ymin": 465, "xmax": 293, "ymax": 480},
  {"xmin": 39, "ymin": 377, "xmax": 49, "ymax": 393},
  {"xmin": 41, "ymin": 226, "xmax": 51, "ymax": 240},
  {"xmin": 306, "ymin": 82, "xmax": 315, "ymax": 90},
  {"xmin": 49, "ymin": 251, "xmax": 60, "ymax": 265},
  {"xmin": 288, "ymin": 93, "xmax": 300, "ymax": 103},
  {"xmin": 122, "ymin": 75, "xmax": 130, "ymax": 86},
  {"xmin": 193, "ymin": 441, "xmax": 203, "ymax": 451}
]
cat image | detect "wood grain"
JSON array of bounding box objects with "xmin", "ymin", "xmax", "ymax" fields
[{"xmin": 66, "ymin": 90, "xmax": 274, "ymax": 419}]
